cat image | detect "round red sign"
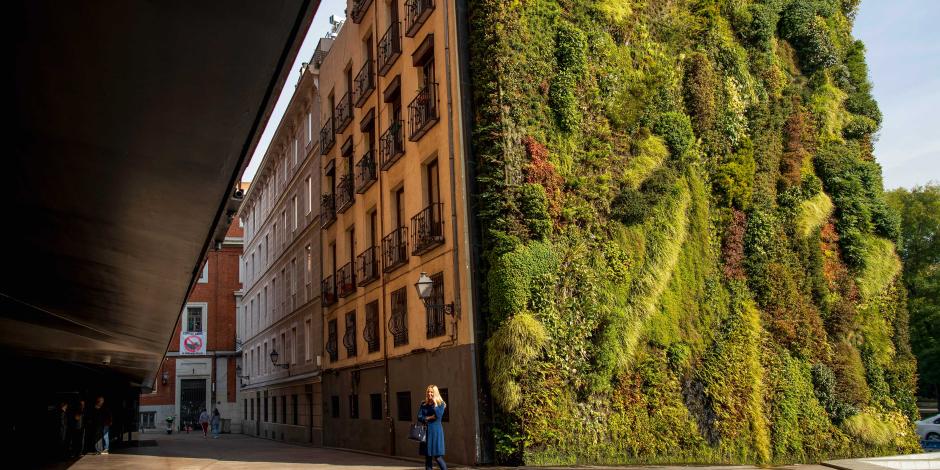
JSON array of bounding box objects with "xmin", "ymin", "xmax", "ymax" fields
[{"xmin": 183, "ymin": 334, "xmax": 203, "ymax": 353}]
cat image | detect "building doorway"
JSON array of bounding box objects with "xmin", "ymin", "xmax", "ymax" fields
[{"xmin": 179, "ymin": 379, "xmax": 207, "ymax": 430}]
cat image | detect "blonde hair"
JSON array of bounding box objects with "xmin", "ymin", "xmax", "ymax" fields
[{"xmin": 426, "ymin": 385, "xmax": 446, "ymax": 407}]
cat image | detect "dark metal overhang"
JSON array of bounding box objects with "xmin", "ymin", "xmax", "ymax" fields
[{"xmin": 7, "ymin": 0, "xmax": 318, "ymax": 388}]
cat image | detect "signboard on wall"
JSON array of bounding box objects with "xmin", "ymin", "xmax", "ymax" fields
[{"xmin": 180, "ymin": 332, "xmax": 206, "ymax": 355}]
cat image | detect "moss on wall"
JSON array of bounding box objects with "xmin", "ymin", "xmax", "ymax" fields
[{"xmin": 468, "ymin": 0, "xmax": 918, "ymax": 463}]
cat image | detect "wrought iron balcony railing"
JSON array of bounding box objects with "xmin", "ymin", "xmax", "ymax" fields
[
  {"xmin": 411, "ymin": 203, "xmax": 444, "ymax": 255},
  {"xmin": 377, "ymin": 22, "xmax": 401, "ymax": 76},
  {"xmin": 353, "ymin": 60, "xmax": 375, "ymax": 108},
  {"xmin": 405, "ymin": 0, "xmax": 435, "ymax": 37},
  {"xmin": 355, "ymin": 150, "xmax": 377, "ymax": 193},
  {"xmin": 363, "ymin": 302, "xmax": 380, "ymax": 353},
  {"xmin": 326, "ymin": 319, "xmax": 338, "ymax": 362},
  {"xmin": 335, "ymin": 175, "xmax": 354, "ymax": 214},
  {"xmin": 343, "ymin": 311, "xmax": 357, "ymax": 357},
  {"xmin": 408, "ymin": 83, "xmax": 439, "ymax": 141},
  {"xmin": 388, "ymin": 288, "xmax": 408, "ymax": 346},
  {"xmin": 320, "ymin": 117, "xmax": 334, "ymax": 155},
  {"xmin": 350, "ymin": 0, "xmax": 373, "ymax": 24},
  {"xmin": 337, "ymin": 261, "xmax": 356, "ymax": 298},
  {"xmin": 381, "ymin": 226, "xmax": 408, "ymax": 273},
  {"xmin": 334, "ymin": 92, "xmax": 353, "ymax": 134},
  {"xmin": 320, "ymin": 193, "xmax": 336, "ymax": 228},
  {"xmin": 356, "ymin": 245, "xmax": 380, "ymax": 286},
  {"xmin": 321, "ymin": 275, "xmax": 337, "ymax": 307},
  {"xmin": 380, "ymin": 120, "xmax": 405, "ymax": 170}
]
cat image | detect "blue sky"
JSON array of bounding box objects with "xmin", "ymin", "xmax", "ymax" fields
[
  {"xmin": 242, "ymin": 0, "xmax": 939, "ymax": 190},
  {"xmin": 854, "ymin": 0, "xmax": 940, "ymax": 189}
]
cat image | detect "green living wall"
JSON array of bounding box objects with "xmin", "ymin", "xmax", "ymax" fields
[{"xmin": 467, "ymin": 0, "xmax": 920, "ymax": 464}]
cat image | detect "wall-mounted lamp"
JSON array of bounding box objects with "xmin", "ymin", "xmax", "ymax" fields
[
  {"xmin": 162, "ymin": 369, "xmax": 169, "ymax": 385},
  {"xmin": 414, "ymin": 272, "xmax": 454, "ymax": 316},
  {"xmin": 269, "ymin": 349, "xmax": 290, "ymax": 370}
]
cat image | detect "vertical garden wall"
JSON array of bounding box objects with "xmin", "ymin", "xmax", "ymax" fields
[{"xmin": 467, "ymin": 0, "xmax": 919, "ymax": 464}]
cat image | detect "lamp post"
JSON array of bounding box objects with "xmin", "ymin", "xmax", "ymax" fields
[
  {"xmin": 414, "ymin": 272, "xmax": 454, "ymax": 315},
  {"xmin": 269, "ymin": 349, "xmax": 290, "ymax": 370}
]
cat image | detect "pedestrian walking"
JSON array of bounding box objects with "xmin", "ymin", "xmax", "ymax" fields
[
  {"xmin": 69, "ymin": 399, "xmax": 86, "ymax": 457},
  {"xmin": 417, "ymin": 385, "xmax": 447, "ymax": 470},
  {"xmin": 55, "ymin": 401, "xmax": 69, "ymax": 458},
  {"xmin": 198, "ymin": 409, "xmax": 210, "ymax": 438},
  {"xmin": 93, "ymin": 396, "xmax": 112, "ymax": 454},
  {"xmin": 210, "ymin": 408, "xmax": 221, "ymax": 439}
]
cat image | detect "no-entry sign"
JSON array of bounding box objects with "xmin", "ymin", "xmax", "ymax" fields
[{"xmin": 180, "ymin": 332, "xmax": 206, "ymax": 355}]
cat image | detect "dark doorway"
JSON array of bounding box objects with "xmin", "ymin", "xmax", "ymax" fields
[{"xmin": 179, "ymin": 379, "xmax": 206, "ymax": 430}]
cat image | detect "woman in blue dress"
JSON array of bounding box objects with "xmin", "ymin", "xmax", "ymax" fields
[{"xmin": 417, "ymin": 384, "xmax": 447, "ymax": 470}]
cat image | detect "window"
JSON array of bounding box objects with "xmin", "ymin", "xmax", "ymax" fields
[
  {"xmin": 370, "ymin": 393, "xmax": 382, "ymax": 420},
  {"xmin": 306, "ymin": 177, "xmax": 312, "ymax": 215},
  {"xmin": 293, "ymin": 137, "xmax": 299, "ymax": 166},
  {"xmin": 344, "ymin": 311, "xmax": 357, "ymax": 357},
  {"xmin": 140, "ymin": 411, "xmax": 156, "ymax": 429},
  {"xmin": 426, "ymin": 272, "xmax": 446, "ymax": 338},
  {"xmin": 244, "ymin": 399, "xmax": 248, "ymax": 420},
  {"xmin": 390, "ymin": 288, "xmax": 408, "ymax": 346},
  {"xmin": 293, "ymin": 196, "xmax": 298, "ymax": 231},
  {"xmin": 307, "ymin": 111, "xmax": 313, "ymax": 143},
  {"xmin": 198, "ymin": 262, "xmax": 208, "ymax": 283},
  {"xmin": 292, "ymin": 394, "xmax": 299, "ymax": 425},
  {"xmin": 291, "ymin": 326, "xmax": 298, "ymax": 364},
  {"xmin": 304, "ymin": 318, "xmax": 312, "ymax": 361},
  {"xmin": 272, "ymin": 396, "xmax": 278, "ymax": 423},
  {"xmin": 396, "ymin": 391, "xmax": 412, "ymax": 421},
  {"xmin": 184, "ymin": 304, "xmax": 205, "ymax": 333},
  {"xmin": 263, "ymin": 393, "xmax": 269, "ymax": 422},
  {"xmin": 327, "ymin": 319, "xmax": 338, "ymax": 362},
  {"xmin": 238, "ymin": 255, "xmax": 244, "ymax": 283},
  {"xmin": 331, "ymin": 395, "xmax": 340, "ymax": 418},
  {"xmin": 281, "ymin": 395, "xmax": 287, "ymax": 424},
  {"xmin": 250, "ymin": 398, "xmax": 255, "ymax": 420},
  {"xmin": 364, "ymin": 301, "xmax": 380, "ymax": 353},
  {"xmin": 349, "ymin": 394, "xmax": 359, "ymax": 419}
]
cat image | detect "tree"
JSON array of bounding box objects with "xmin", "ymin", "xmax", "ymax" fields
[{"xmin": 886, "ymin": 183, "xmax": 940, "ymax": 403}]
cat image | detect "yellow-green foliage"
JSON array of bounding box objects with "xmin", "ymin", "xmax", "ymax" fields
[
  {"xmin": 486, "ymin": 311, "xmax": 549, "ymax": 412},
  {"xmin": 808, "ymin": 78, "xmax": 851, "ymax": 141},
  {"xmin": 697, "ymin": 287, "xmax": 770, "ymax": 463},
  {"xmin": 855, "ymin": 235, "xmax": 902, "ymax": 303},
  {"xmin": 842, "ymin": 408, "xmax": 919, "ymax": 450},
  {"xmin": 622, "ymin": 135, "xmax": 669, "ymax": 189},
  {"xmin": 796, "ymin": 192, "xmax": 835, "ymax": 238},
  {"xmin": 594, "ymin": 177, "xmax": 690, "ymax": 382}
]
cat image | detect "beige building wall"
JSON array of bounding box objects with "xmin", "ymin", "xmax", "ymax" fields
[{"xmin": 237, "ymin": 63, "xmax": 325, "ymax": 446}]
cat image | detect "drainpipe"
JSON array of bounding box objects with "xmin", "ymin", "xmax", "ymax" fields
[{"xmin": 373, "ymin": 5, "xmax": 396, "ymax": 457}]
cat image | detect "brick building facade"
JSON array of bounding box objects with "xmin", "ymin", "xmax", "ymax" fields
[{"xmin": 139, "ymin": 208, "xmax": 246, "ymax": 432}]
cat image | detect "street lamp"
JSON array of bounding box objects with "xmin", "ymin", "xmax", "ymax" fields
[
  {"xmin": 270, "ymin": 349, "xmax": 290, "ymax": 370},
  {"xmin": 414, "ymin": 272, "xmax": 454, "ymax": 316}
]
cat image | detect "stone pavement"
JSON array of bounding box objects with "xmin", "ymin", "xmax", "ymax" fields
[{"xmin": 52, "ymin": 432, "xmax": 937, "ymax": 470}]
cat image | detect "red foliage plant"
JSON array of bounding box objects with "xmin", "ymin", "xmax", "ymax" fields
[
  {"xmin": 522, "ymin": 136, "xmax": 564, "ymax": 216},
  {"xmin": 779, "ymin": 97, "xmax": 815, "ymax": 189}
]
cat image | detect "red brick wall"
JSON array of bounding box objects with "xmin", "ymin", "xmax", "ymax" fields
[{"xmin": 140, "ymin": 358, "xmax": 176, "ymax": 406}]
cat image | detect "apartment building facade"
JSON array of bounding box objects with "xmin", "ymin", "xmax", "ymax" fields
[
  {"xmin": 238, "ymin": 0, "xmax": 481, "ymax": 463},
  {"xmin": 315, "ymin": 0, "xmax": 479, "ymax": 463},
  {"xmin": 236, "ymin": 61, "xmax": 326, "ymax": 446},
  {"xmin": 140, "ymin": 218, "xmax": 245, "ymax": 432}
]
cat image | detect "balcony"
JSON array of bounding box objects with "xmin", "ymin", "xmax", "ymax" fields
[
  {"xmin": 355, "ymin": 150, "xmax": 377, "ymax": 193},
  {"xmin": 350, "ymin": 0, "xmax": 373, "ymax": 24},
  {"xmin": 382, "ymin": 226, "xmax": 408, "ymax": 273},
  {"xmin": 337, "ymin": 262, "xmax": 356, "ymax": 298},
  {"xmin": 353, "ymin": 60, "xmax": 375, "ymax": 108},
  {"xmin": 321, "ymin": 275, "xmax": 337, "ymax": 307},
  {"xmin": 326, "ymin": 319, "xmax": 338, "ymax": 362},
  {"xmin": 320, "ymin": 193, "xmax": 336, "ymax": 228},
  {"xmin": 320, "ymin": 117, "xmax": 334, "ymax": 155},
  {"xmin": 411, "ymin": 203, "xmax": 444, "ymax": 255},
  {"xmin": 343, "ymin": 312, "xmax": 357, "ymax": 357},
  {"xmin": 408, "ymin": 83, "xmax": 439, "ymax": 141},
  {"xmin": 335, "ymin": 175, "xmax": 354, "ymax": 214},
  {"xmin": 405, "ymin": 0, "xmax": 435, "ymax": 38},
  {"xmin": 356, "ymin": 246, "xmax": 380, "ymax": 287},
  {"xmin": 380, "ymin": 120, "xmax": 405, "ymax": 170},
  {"xmin": 334, "ymin": 92, "xmax": 353, "ymax": 134},
  {"xmin": 377, "ymin": 22, "xmax": 401, "ymax": 76}
]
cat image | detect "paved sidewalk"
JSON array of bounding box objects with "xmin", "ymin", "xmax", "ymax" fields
[{"xmin": 824, "ymin": 454, "xmax": 940, "ymax": 470}]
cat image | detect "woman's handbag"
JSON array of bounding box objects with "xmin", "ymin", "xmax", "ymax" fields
[{"xmin": 408, "ymin": 422, "xmax": 427, "ymax": 442}]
